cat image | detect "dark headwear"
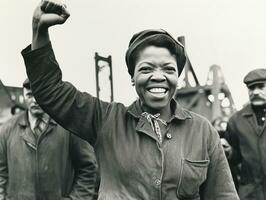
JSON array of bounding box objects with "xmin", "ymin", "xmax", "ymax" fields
[
  {"xmin": 22, "ymin": 78, "xmax": 31, "ymax": 89},
  {"xmin": 125, "ymin": 29, "xmax": 186, "ymax": 77},
  {"xmin": 243, "ymin": 68, "xmax": 266, "ymax": 87}
]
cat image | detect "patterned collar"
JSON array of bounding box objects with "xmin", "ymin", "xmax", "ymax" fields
[{"xmin": 127, "ymin": 98, "xmax": 192, "ymax": 122}]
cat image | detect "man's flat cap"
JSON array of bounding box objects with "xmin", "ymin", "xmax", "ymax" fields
[{"xmin": 243, "ymin": 68, "xmax": 266, "ymax": 87}]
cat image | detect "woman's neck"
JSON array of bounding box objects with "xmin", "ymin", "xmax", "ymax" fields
[{"xmin": 141, "ymin": 103, "xmax": 172, "ymax": 121}]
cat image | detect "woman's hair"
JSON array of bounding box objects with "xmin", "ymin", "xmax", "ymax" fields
[{"xmin": 125, "ymin": 29, "xmax": 186, "ymax": 78}]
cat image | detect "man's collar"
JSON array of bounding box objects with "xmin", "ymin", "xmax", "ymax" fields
[
  {"xmin": 28, "ymin": 111, "xmax": 37, "ymax": 131},
  {"xmin": 242, "ymin": 104, "xmax": 255, "ymax": 117},
  {"xmin": 18, "ymin": 111, "xmax": 30, "ymax": 127},
  {"xmin": 25, "ymin": 111, "xmax": 57, "ymax": 129},
  {"xmin": 127, "ymin": 98, "xmax": 192, "ymax": 121}
]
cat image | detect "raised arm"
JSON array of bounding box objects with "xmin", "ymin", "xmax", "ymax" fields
[
  {"xmin": 32, "ymin": 0, "xmax": 70, "ymax": 50},
  {"xmin": 22, "ymin": 1, "xmax": 111, "ymax": 145}
]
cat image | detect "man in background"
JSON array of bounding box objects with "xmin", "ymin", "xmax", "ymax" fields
[
  {"xmin": 225, "ymin": 68, "xmax": 266, "ymax": 200},
  {"xmin": 0, "ymin": 79, "xmax": 98, "ymax": 200}
]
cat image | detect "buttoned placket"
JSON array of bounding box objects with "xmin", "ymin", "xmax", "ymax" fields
[
  {"xmin": 21, "ymin": 118, "xmax": 55, "ymax": 200},
  {"xmin": 154, "ymin": 124, "xmax": 174, "ymax": 200},
  {"xmin": 20, "ymin": 124, "xmax": 42, "ymax": 199},
  {"xmin": 134, "ymin": 116, "xmax": 166, "ymax": 199},
  {"xmin": 125, "ymin": 99, "xmax": 192, "ymax": 199}
]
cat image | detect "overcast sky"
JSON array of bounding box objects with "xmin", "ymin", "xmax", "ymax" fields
[{"xmin": 1, "ymin": 0, "xmax": 266, "ymax": 109}]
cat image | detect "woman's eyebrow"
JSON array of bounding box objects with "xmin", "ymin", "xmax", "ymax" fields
[
  {"xmin": 137, "ymin": 61, "xmax": 154, "ymax": 66},
  {"xmin": 162, "ymin": 62, "xmax": 177, "ymax": 66}
]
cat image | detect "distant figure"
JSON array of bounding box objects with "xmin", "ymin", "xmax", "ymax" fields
[
  {"xmin": 0, "ymin": 79, "xmax": 98, "ymax": 200},
  {"xmin": 225, "ymin": 68, "xmax": 266, "ymax": 200},
  {"xmin": 212, "ymin": 117, "xmax": 240, "ymax": 191},
  {"xmin": 21, "ymin": 1, "xmax": 239, "ymax": 199}
]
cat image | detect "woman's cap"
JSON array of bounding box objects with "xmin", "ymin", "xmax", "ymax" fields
[{"xmin": 125, "ymin": 29, "xmax": 186, "ymax": 77}]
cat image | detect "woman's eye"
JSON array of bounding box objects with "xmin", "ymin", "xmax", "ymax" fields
[
  {"xmin": 165, "ymin": 66, "xmax": 176, "ymax": 72},
  {"xmin": 139, "ymin": 67, "xmax": 152, "ymax": 72}
]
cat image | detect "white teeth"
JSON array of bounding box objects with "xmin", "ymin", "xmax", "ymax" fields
[{"xmin": 149, "ymin": 88, "xmax": 166, "ymax": 93}]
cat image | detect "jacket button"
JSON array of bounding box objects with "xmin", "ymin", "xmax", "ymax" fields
[
  {"xmin": 166, "ymin": 133, "xmax": 172, "ymax": 139},
  {"xmin": 155, "ymin": 179, "xmax": 161, "ymax": 186}
]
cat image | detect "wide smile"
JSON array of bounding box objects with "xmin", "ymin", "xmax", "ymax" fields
[{"xmin": 147, "ymin": 87, "xmax": 168, "ymax": 98}]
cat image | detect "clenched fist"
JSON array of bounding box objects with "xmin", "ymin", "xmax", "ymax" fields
[
  {"xmin": 33, "ymin": 0, "xmax": 70, "ymax": 31},
  {"xmin": 31, "ymin": 0, "xmax": 70, "ymax": 50}
]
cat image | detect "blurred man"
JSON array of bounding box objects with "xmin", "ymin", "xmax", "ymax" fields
[
  {"xmin": 225, "ymin": 68, "xmax": 266, "ymax": 200},
  {"xmin": 0, "ymin": 79, "xmax": 97, "ymax": 200},
  {"xmin": 213, "ymin": 117, "xmax": 240, "ymax": 191}
]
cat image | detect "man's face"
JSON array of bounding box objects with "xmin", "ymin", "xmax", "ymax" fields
[
  {"xmin": 248, "ymin": 82, "xmax": 266, "ymax": 106},
  {"xmin": 23, "ymin": 87, "xmax": 44, "ymax": 117},
  {"xmin": 132, "ymin": 46, "xmax": 178, "ymax": 113}
]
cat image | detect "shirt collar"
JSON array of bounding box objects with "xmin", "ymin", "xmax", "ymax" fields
[
  {"xmin": 26, "ymin": 111, "xmax": 57, "ymax": 131},
  {"xmin": 28, "ymin": 111, "xmax": 37, "ymax": 131},
  {"xmin": 127, "ymin": 98, "xmax": 192, "ymax": 121}
]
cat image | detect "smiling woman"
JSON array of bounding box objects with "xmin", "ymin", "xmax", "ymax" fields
[
  {"xmin": 132, "ymin": 46, "xmax": 179, "ymax": 117},
  {"xmin": 21, "ymin": 1, "xmax": 239, "ymax": 199}
]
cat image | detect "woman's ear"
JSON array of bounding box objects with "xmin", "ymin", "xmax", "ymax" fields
[{"xmin": 131, "ymin": 78, "xmax": 135, "ymax": 86}]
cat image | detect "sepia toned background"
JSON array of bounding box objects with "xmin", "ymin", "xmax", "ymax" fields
[{"xmin": 1, "ymin": 0, "xmax": 266, "ymax": 109}]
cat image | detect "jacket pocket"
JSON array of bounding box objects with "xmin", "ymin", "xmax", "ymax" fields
[{"xmin": 177, "ymin": 158, "xmax": 210, "ymax": 199}]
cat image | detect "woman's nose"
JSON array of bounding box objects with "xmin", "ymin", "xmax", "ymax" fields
[{"xmin": 150, "ymin": 70, "xmax": 166, "ymax": 81}]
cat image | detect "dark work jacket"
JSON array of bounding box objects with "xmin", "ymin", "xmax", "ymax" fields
[
  {"xmin": 226, "ymin": 104, "xmax": 266, "ymax": 200},
  {"xmin": 22, "ymin": 43, "xmax": 239, "ymax": 200},
  {"xmin": 0, "ymin": 111, "xmax": 97, "ymax": 200}
]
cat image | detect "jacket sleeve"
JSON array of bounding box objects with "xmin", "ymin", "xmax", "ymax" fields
[
  {"xmin": 225, "ymin": 117, "xmax": 242, "ymax": 166},
  {"xmin": 68, "ymin": 133, "xmax": 98, "ymax": 200},
  {"xmin": 0, "ymin": 126, "xmax": 8, "ymax": 200},
  {"xmin": 200, "ymin": 126, "xmax": 239, "ymax": 200},
  {"xmin": 21, "ymin": 43, "xmax": 110, "ymax": 146}
]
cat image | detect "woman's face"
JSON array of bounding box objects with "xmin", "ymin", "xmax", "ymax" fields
[{"xmin": 132, "ymin": 46, "xmax": 178, "ymax": 113}]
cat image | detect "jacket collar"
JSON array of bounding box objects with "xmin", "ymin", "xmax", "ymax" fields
[
  {"xmin": 127, "ymin": 98, "xmax": 192, "ymax": 143},
  {"xmin": 18, "ymin": 111, "xmax": 57, "ymax": 128},
  {"xmin": 18, "ymin": 111, "xmax": 30, "ymax": 127},
  {"xmin": 18, "ymin": 111, "xmax": 57, "ymax": 149},
  {"xmin": 17, "ymin": 111, "xmax": 36, "ymax": 149},
  {"xmin": 241, "ymin": 104, "xmax": 255, "ymax": 117},
  {"xmin": 241, "ymin": 103, "xmax": 266, "ymax": 135},
  {"xmin": 127, "ymin": 98, "xmax": 192, "ymax": 121}
]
